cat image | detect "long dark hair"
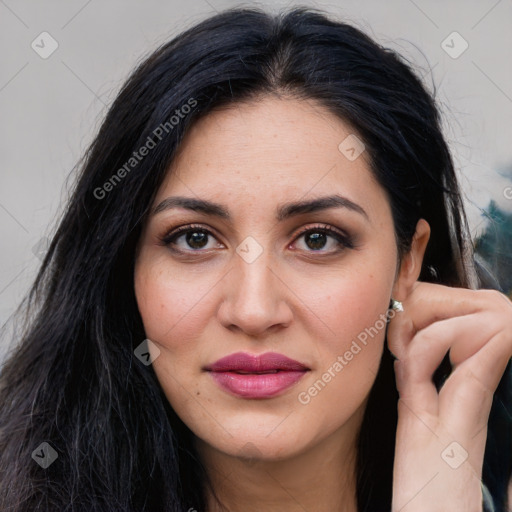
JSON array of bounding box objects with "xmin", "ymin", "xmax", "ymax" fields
[{"xmin": 0, "ymin": 6, "xmax": 510, "ymax": 511}]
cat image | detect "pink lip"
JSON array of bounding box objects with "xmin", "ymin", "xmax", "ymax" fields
[{"xmin": 204, "ymin": 351, "xmax": 310, "ymax": 399}]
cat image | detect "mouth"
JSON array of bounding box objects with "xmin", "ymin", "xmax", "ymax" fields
[
  {"xmin": 204, "ymin": 352, "xmax": 310, "ymax": 399},
  {"xmin": 228, "ymin": 369, "xmax": 286, "ymax": 374}
]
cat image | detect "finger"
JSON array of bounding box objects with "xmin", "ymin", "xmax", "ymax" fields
[
  {"xmin": 393, "ymin": 313, "xmax": 497, "ymax": 411},
  {"xmin": 438, "ymin": 345, "xmax": 500, "ymax": 441},
  {"xmin": 396, "ymin": 312, "xmax": 510, "ymax": 442},
  {"xmin": 387, "ymin": 283, "xmax": 511, "ymax": 358},
  {"xmin": 452, "ymin": 328, "xmax": 512, "ymax": 392},
  {"xmin": 388, "ymin": 311, "xmax": 486, "ymax": 363}
]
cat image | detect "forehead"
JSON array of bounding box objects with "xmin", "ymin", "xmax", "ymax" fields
[{"xmin": 154, "ymin": 95, "xmax": 386, "ymax": 222}]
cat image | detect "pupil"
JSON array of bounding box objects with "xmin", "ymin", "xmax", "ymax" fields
[
  {"xmin": 307, "ymin": 232, "xmax": 326, "ymax": 250},
  {"xmin": 187, "ymin": 231, "xmax": 208, "ymax": 249},
  {"xmin": 184, "ymin": 231, "xmax": 328, "ymax": 250}
]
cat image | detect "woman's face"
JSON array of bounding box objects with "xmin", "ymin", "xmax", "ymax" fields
[{"xmin": 134, "ymin": 95, "xmax": 402, "ymax": 461}]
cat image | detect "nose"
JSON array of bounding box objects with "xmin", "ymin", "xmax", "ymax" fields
[{"xmin": 216, "ymin": 247, "xmax": 294, "ymax": 336}]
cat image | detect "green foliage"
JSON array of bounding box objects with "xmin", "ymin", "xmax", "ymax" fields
[{"xmin": 474, "ymin": 200, "xmax": 512, "ymax": 297}]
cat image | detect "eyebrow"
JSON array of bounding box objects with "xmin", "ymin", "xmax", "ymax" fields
[{"xmin": 152, "ymin": 194, "xmax": 369, "ymax": 221}]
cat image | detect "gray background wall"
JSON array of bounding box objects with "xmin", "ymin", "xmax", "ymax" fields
[{"xmin": 1, "ymin": 0, "xmax": 512, "ymax": 356}]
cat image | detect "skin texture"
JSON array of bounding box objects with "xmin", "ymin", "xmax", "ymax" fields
[
  {"xmin": 133, "ymin": 94, "xmax": 433, "ymax": 511},
  {"xmin": 388, "ymin": 281, "xmax": 512, "ymax": 511}
]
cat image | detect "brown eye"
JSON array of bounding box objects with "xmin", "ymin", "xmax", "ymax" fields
[
  {"xmin": 161, "ymin": 225, "xmax": 222, "ymax": 252},
  {"xmin": 293, "ymin": 225, "xmax": 354, "ymax": 253},
  {"xmin": 159, "ymin": 223, "xmax": 354, "ymax": 256},
  {"xmin": 180, "ymin": 230, "xmax": 210, "ymax": 249}
]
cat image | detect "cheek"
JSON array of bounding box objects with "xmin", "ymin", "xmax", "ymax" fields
[
  {"xmin": 290, "ymin": 262, "xmax": 391, "ymax": 353},
  {"xmin": 289, "ymin": 265, "xmax": 391, "ymax": 418},
  {"xmin": 288, "ymin": 279, "xmax": 390, "ymax": 445},
  {"xmin": 134, "ymin": 258, "xmax": 219, "ymax": 346}
]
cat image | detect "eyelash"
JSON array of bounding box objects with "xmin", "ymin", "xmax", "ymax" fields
[{"xmin": 158, "ymin": 223, "xmax": 355, "ymax": 255}]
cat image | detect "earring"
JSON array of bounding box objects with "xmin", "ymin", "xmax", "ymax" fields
[{"xmin": 390, "ymin": 298, "xmax": 404, "ymax": 312}]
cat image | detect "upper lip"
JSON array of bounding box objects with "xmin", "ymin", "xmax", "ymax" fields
[{"xmin": 204, "ymin": 351, "xmax": 310, "ymax": 373}]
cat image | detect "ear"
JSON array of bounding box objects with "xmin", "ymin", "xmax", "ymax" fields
[{"xmin": 391, "ymin": 218, "xmax": 430, "ymax": 300}]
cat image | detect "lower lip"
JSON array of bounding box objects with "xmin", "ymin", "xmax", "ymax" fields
[{"xmin": 208, "ymin": 370, "xmax": 308, "ymax": 399}]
